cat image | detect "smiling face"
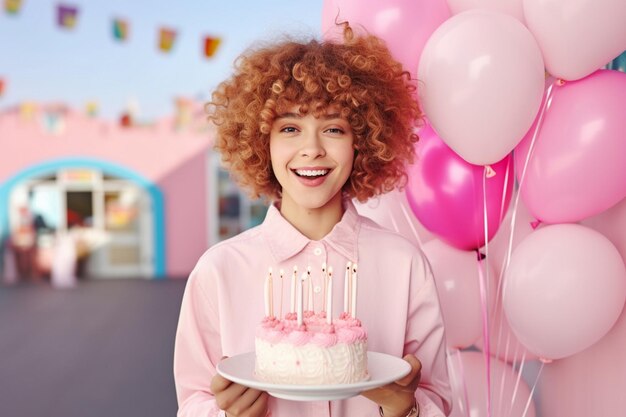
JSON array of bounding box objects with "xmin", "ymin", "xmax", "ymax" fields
[{"xmin": 269, "ymin": 105, "xmax": 354, "ymax": 219}]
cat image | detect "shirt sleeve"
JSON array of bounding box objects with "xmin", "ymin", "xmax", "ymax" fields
[
  {"xmin": 405, "ymin": 251, "xmax": 453, "ymax": 416},
  {"xmin": 174, "ymin": 259, "xmax": 226, "ymax": 417}
]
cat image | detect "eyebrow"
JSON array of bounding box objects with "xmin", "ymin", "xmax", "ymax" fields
[{"xmin": 275, "ymin": 112, "xmax": 342, "ymax": 120}]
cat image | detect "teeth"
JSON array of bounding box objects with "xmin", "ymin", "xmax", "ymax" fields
[{"xmin": 295, "ymin": 169, "xmax": 329, "ymax": 177}]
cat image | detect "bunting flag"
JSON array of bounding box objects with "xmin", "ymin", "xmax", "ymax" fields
[
  {"xmin": 112, "ymin": 17, "xmax": 129, "ymax": 42},
  {"xmin": 19, "ymin": 102, "xmax": 37, "ymax": 121},
  {"xmin": 158, "ymin": 27, "xmax": 177, "ymax": 52},
  {"xmin": 85, "ymin": 101, "xmax": 98, "ymax": 117},
  {"xmin": 203, "ymin": 36, "xmax": 221, "ymax": 58},
  {"xmin": 4, "ymin": 0, "xmax": 22, "ymax": 15},
  {"xmin": 0, "ymin": 78, "xmax": 5, "ymax": 97},
  {"xmin": 57, "ymin": 4, "xmax": 79, "ymax": 29}
]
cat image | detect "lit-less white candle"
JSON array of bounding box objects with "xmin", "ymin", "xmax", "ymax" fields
[
  {"xmin": 279, "ymin": 269, "xmax": 284, "ymax": 319},
  {"xmin": 321, "ymin": 263, "xmax": 327, "ymax": 312},
  {"xmin": 351, "ymin": 264, "xmax": 358, "ymax": 318},
  {"xmin": 290, "ymin": 265, "xmax": 297, "ymax": 313},
  {"xmin": 264, "ymin": 267, "xmax": 272, "ymax": 317},
  {"xmin": 307, "ymin": 266, "xmax": 313, "ymax": 312},
  {"xmin": 343, "ymin": 261, "xmax": 352, "ymax": 314},
  {"xmin": 297, "ymin": 271, "xmax": 306, "ymax": 326},
  {"xmin": 326, "ymin": 266, "xmax": 333, "ymax": 324}
]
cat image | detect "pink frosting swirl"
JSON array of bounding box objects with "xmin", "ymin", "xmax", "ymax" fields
[
  {"xmin": 286, "ymin": 328, "xmax": 311, "ymax": 346},
  {"xmin": 311, "ymin": 331, "xmax": 339, "ymax": 347}
]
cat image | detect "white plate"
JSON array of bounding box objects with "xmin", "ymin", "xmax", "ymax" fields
[{"xmin": 216, "ymin": 351, "xmax": 411, "ymax": 401}]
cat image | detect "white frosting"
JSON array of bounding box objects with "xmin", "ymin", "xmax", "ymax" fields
[{"xmin": 254, "ymin": 337, "xmax": 369, "ymax": 384}]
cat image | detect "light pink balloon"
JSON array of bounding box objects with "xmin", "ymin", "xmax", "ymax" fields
[
  {"xmin": 423, "ymin": 240, "xmax": 496, "ymax": 349},
  {"xmin": 417, "ymin": 10, "xmax": 544, "ymax": 165},
  {"xmin": 503, "ymin": 224, "xmax": 626, "ymax": 360},
  {"xmin": 515, "ymin": 70, "xmax": 626, "ymax": 224},
  {"xmin": 539, "ymin": 304, "xmax": 626, "ymax": 417},
  {"xmin": 406, "ymin": 124, "xmax": 514, "ymax": 251},
  {"xmin": 353, "ymin": 189, "xmax": 435, "ymax": 248},
  {"xmin": 447, "ymin": 350, "xmax": 536, "ymax": 417},
  {"xmin": 474, "ymin": 301, "xmax": 539, "ymax": 363},
  {"xmin": 447, "ymin": 0, "xmax": 525, "ymax": 23},
  {"xmin": 321, "ymin": 0, "xmax": 451, "ymax": 77},
  {"xmin": 523, "ymin": 0, "xmax": 626, "ymax": 81}
]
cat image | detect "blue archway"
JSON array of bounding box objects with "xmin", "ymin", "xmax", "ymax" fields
[{"xmin": 0, "ymin": 157, "xmax": 166, "ymax": 278}]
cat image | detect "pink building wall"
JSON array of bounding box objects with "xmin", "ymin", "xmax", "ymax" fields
[{"xmin": 0, "ymin": 106, "xmax": 213, "ymax": 277}]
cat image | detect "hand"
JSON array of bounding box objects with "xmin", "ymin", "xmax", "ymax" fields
[
  {"xmin": 211, "ymin": 363, "xmax": 269, "ymax": 417},
  {"xmin": 361, "ymin": 354, "xmax": 422, "ymax": 417}
]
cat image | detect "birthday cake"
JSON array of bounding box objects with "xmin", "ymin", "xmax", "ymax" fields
[{"xmin": 254, "ymin": 264, "xmax": 369, "ymax": 385}]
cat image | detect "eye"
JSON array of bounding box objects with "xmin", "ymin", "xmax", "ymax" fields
[
  {"xmin": 279, "ymin": 126, "xmax": 298, "ymax": 133},
  {"xmin": 325, "ymin": 127, "xmax": 345, "ymax": 134}
]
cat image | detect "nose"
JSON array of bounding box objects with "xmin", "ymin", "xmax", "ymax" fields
[{"xmin": 299, "ymin": 130, "xmax": 326, "ymax": 158}]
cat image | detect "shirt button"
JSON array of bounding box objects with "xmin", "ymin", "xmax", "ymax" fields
[
  {"xmin": 314, "ymin": 285, "xmax": 321, "ymax": 293},
  {"xmin": 313, "ymin": 247, "xmax": 322, "ymax": 256}
]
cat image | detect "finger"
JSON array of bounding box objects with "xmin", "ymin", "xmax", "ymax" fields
[
  {"xmin": 247, "ymin": 392, "xmax": 269, "ymax": 417},
  {"xmin": 211, "ymin": 373, "xmax": 233, "ymax": 394},
  {"xmin": 216, "ymin": 383, "xmax": 248, "ymax": 411},
  {"xmin": 395, "ymin": 354, "xmax": 422, "ymax": 387},
  {"xmin": 226, "ymin": 387, "xmax": 265, "ymax": 416}
]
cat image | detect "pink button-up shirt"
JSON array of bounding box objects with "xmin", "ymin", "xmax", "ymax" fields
[{"xmin": 174, "ymin": 200, "xmax": 452, "ymax": 417}]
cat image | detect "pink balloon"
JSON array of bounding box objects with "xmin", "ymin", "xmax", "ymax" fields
[
  {"xmin": 515, "ymin": 70, "xmax": 626, "ymax": 224},
  {"xmin": 474, "ymin": 302, "xmax": 539, "ymax": 363},
  {"xmin": 539, "ymin": 305, "xmax": 626, "ymax": 417},
  {"xmin": 353, "ymin": 189, "xmax": 435, "ymax": 248},
  {"xmin": 447, "ymin": 350, "xmax": 537, "ymax": 417},
  {"xmin": 524, "ymin": 0, "xmax": 626, "ymax": 81},
  {"xmin": 447, "ymin": 0, "xmax": 525, "ymax": 23},
  {"xmin": 503, "ymin": 224, "xmax": 626, "ymax": 360},
  {"xmin": 581, "ymin": 197, "xmax": 626, "ymax": 262},
  {"xmin": 417, "ymin": 10, "xmax": 544, "ymax": 165},
  {"xmin": 406, "ymin": 125, "xmax": 514, "ymax": 250},
  {"xmin": 321, "ymin": 0, "xmax": 451, "ymax": 77},
  {"xmin": 423, "ymin": 240, "xmax": 496, "ymax": 349}
]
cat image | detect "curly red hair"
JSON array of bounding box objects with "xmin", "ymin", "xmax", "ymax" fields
[{"xmin": 207, "ymin": 23, "xmax": 422, "ymax": 202}]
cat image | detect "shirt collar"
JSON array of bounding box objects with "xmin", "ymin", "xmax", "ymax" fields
[{"xmin": 261, "ymin": 199, "xmax": 361, "ymax": 263}]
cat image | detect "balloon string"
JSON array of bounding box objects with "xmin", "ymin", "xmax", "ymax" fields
[
  {"xmin": 520, "ymin": 360, "xmax": 545, "ymax": 417},
  {"xmin": 479, "ymin": 166, "xmax": 492, "ymax": 417},
  {"xmin": 507, "ymin": 351, "xmax": 526, "ymax": 417},
  {"xmin": 399, "ymin": 199, "xmax": 425, "ymax": 248},
  {"xmin": 493, "ymin": 80, "xmax": 557, "ymax": 359},
  {"xmin": 447, "ymin": 348, "xmax": 472, "ymax": 417}
]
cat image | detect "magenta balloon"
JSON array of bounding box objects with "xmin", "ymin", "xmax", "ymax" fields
[
  {"xmin": 516, "ymin": 70, "xmax": 626, "ymax": 224},
  {"xmin": 406, "ymin": 125, "xmax": 514, "ymax": 250},
  {"xmin": 321, "ymin": 0, "xmax": 451, "ymax": 77}
]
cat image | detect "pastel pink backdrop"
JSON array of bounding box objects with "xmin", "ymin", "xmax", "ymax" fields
[{"xmin": 0, "ymin": 108, "xmax": 212, "ymax": 277}]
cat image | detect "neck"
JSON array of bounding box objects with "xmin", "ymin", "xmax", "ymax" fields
[{"xmin": 279, "ymin": 193, "xmax": 344, "ymax": 240}]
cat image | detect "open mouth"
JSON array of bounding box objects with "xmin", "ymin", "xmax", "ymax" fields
[{"xmin": 293, "ymin": 169, "xmax": 330, "ymax": 179}]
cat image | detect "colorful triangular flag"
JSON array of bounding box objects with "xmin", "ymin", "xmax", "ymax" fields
[
  {"xmin": 203, "ymin": 36, "xmax": 221, "ymax": 58},
  {"xmin": 4, "ymin": 0, "xmax": 22, "ymax": 15},
  {"xmin": 112, "ymin": 17, "xmax": 129, "ymax": 42},
  {"xmin": 158, "ymin": 27, "xmax": 177, "ymax": 53},
  {"xmin": 57, "ymin": 4, "xmax": 79, "ymax": 29},
  {"xmin": 85, "ymin": 101, "xmax": 98, "ymax": 117},
  {"xmin": 0, "ymin": 78, "xmax": 5, "ymax": 97}
]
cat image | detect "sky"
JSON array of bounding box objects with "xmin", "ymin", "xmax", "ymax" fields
[{"xmin": 0, "ymin": 0, "xmax": 323, "ymax": 121}]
